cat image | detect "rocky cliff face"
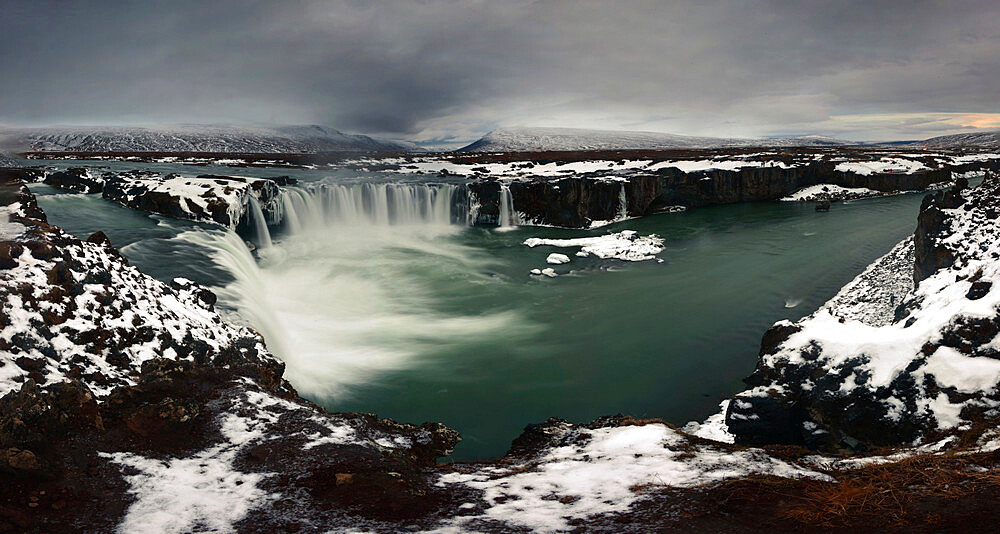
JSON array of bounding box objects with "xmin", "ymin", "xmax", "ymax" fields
[
  {"xmin": 725, "ymin": 172, "xmax": 1000, "ymax": 453},
  {"xmin": 469, "ymin": 163, "xmax": 957, "ymax": 228},
  {"xmin": 29, "ymin": 167, "xmax": 290, "ymax": 231}
]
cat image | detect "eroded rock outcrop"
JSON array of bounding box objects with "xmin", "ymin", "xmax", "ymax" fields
[
  {"xmin": 32, "ymin": 167, "xmax": 290, "ymax": 231},
  {"xmin": 469, "ymin": 163, "xmax": 956, "ymax": 228},
  {"xmin": 726, "ymin": 173, "xmax": 1000, "ymax": 453}
]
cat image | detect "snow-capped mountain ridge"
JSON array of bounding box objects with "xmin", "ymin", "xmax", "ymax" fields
[
  {"xmin": 916, "ymin": 130, "xmax": 1000, "ymax": 149},
  {"xmin": 3, "ymin": 124, "xmax": 420, "ymax": 153},
  {"xmin": 459, "ymin": 127, "xmax": 856, "ymax": 152}
]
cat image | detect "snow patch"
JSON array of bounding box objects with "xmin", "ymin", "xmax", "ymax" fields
[{"xmin": 524, "ymin": 230, "xmax": 664, "ymax": 262}]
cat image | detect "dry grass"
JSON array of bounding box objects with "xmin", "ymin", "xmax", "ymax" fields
[
  {"xmin": 777, "ymin": 454, "xmax": 1000, "ymax": 528},
  {"xmin": 615, "ymin": 416, "xmax": 668, "ymax": 427}
]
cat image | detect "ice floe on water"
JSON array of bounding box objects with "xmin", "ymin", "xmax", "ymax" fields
[
  {"xmin": 524, "ymin": 230, "xmax": 664, "ymax": 262},
  {"xmin": 833, "ymin": 157, "xmax": 928, "ymax": 175},
  {"xmin": 546, "ymin": 253, "xmax": 571, "ymax": 264},
  {"xmin": 781, "ymin": 183, "xmax": 880, "ymax": 201}
]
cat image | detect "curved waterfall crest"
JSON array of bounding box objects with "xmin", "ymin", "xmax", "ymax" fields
[
  {"xmin": 248, "ymin": 182, "xmax": 472, "ymax": 245},
  {"xmin": 173, "ymin": 180, "xmax": 533, "ymax": 400},
  {"xmin": 499, "ymin": 182, "xmax": 520, "ymax": 229}
]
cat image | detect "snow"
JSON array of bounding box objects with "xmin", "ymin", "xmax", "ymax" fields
[
  {"xmin": 546, "ymin": 253, "xmax": 571, "ymax": 264},
  {"xmin": 647, "ymin": 159, "xmax": 794, "ymax": 172},
  {"xmin": 681, "ymin": 400, "xmax": 736, "ymax": 443},
  {"xmin": 359, "ymin": 155, "xmax": 795, "ymax": 178},
  {"xmin": 99, "ymin": 378, "xmax": 422, "ymax": 534},
  {"xmin": 918, "ymin": 131, "xmax": 1000, "ymax": 149},
  {"xmin": 922, "ymin": 346, "xmax": 1000, "ymax": 393},
  {"xmin": 459, "ymin": 126, "xmax": 853, "ymax": 152},
  {"xmin": 524, "ymin": 230, "xmax": 664, "ymax": 261},
  {"xmin": 781, "ymin": 183, "xmax": 880, "ymax": 201},
  {"xmin": 0, "ymin": 223, "xmax": 276, "ymax": 397},
  {"xmin": 4, "ymin": 124, "xmax": 419, "ymax": 153},
  {"xmin": 98, "ymin": 172, "xmax": 281, "ymax": 229},
  {"xmin": 437, "ymin": 422, "xmax": 830, "ymax": 532},
  {"xmin": 0, "ymin": 204, "xmax": 27, "ymax": 239},
  {"xmin": 735, "ymin": 179, "xmax": 1000, "ymax": 432},
  {"xmin": 103, "ymin": 412, "xmax": 275, "ymax": 534},
  {"xmin": 820, "ymin": 237, "xmax": 914, "ymax": 326},
  {"xmin": 834, "ymin": 157, "xmax": 928, "ymax": 175}
]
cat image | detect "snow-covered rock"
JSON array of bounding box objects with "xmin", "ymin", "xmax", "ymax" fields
[
  {"xmin": 436, "ymin": 417, "xmax": 830, "ymax": 532},
  {"xmin": 834, "ymin": 157, "xmax": 928, "ymax": 175},
  {"xmin": 524, "ymin": 230, "xmax": 664, "ymax": 261},
  {"xmin": 781, "ymin": 183, "xmax": 881, "ymax": 202},
  {"xmin": 39, "ymin": 168, "xmax": 287, "ymax": 230},
  {"xmin": 102, "ymin": 172, "xmax": 283, "ymax": 230},
  {"xmin": 727, "ymin": 175, "xmax": 1000, "ymax": 452},
  {"xmin": 0, "ymin": 191, "xmax": 275, "ymax": 397},
  {"xmin": 546, "ymin": 252, "xmax": 571, "ymax": 264}
]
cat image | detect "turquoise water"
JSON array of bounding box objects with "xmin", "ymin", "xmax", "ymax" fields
[{"xmin": 30, "ymin": 168, "xmax": 926, "ymax": 461}]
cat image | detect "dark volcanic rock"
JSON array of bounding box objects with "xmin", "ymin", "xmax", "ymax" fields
[
  {"xmin": 914, "ymin": 180, "xmax": 968, "ymax": 283},
  {"xmin": 726, "ymin": 172, "xmax": 1000, "ymax": 453},
  {"xmin": 469, "ymin": 162, "xmax": 955, "ymax": 228},
  {"xmin": 968, "ymin": 280, "xmax": 993, "ymax": 300},
  {"xmin": 43, "ymin": 168, "xmax": 104, "ymax": 193}
]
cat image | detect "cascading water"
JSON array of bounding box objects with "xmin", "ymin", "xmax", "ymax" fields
[
  {"xmin": 247, "ymin": 196, "xmax": 272, "ymax": 249},
  {"xmin": 185, "ymin": 181, "xmax": 528, "ymax": 400},
  {"xmin": 263, "ymin": 183, "xmax": 463, "ymax": 231},
  {"xmin": 498, "ymin": 183, "xmax": 519, "ymax": 229},
  {"xmin": 616, "ymin": 184, "xmax": 628, "ymax": 221}
]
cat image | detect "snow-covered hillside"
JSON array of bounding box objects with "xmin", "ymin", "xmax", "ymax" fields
[
  {"xmin": 458, "ymin": 127, "xmax": 854, "ymax": 152},
  {"xmin": 917, "ymin": 130, "xmax": 1000, "ymax": 149},
  {"xmin": 4, "ymin": 124, "xmax": 420, "ymax": 153}
]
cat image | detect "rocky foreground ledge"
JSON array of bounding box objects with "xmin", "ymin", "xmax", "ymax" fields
[{"xmin": 3, "ymin": 173, "xmax": 1000, "ymax": 532}]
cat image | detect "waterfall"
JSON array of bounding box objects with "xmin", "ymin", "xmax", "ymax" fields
[
  {"xmin": 280, "ymin": 193, "xmax": 303, "ymax": 234},
  {"xmin": 499, "ymin": 183, "xmax": 519, "ymax": 228},
  {"xmin": 174, "ymin": 181, "xmax": 530, "ymax": 400},
  {"xmin": 270, "ymin": 183, "xmax": 463, "ymax": 234},
  {"xmin": 247, "ymin": 196, "xmax": 272, "ymax": 249},
  {"xmin": 467, "ymin": 190, "xmax": 481, "ymax": 226},
  {"xmin": 616, "ymin": 184, "xmax": 628, "ymax": 221}
]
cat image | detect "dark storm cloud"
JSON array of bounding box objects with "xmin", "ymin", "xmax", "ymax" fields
[{"xmin": 1, "ymin": 0, "xmax": 998, "ymax": 142}]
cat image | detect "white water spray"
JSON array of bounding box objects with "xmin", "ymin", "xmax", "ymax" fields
[
  {"xmin": 270, "ymin": 183, "xmax": 461, "ymax": 230},
  {"xmin": 499, "ymin": 183, "xmax": 519, "ymax": 229},
  {"xmin": 616, "ymin": 184, "xmax": 628, "ymax": 221},
  {"xmin": 182, "ymin": 181, "xmax": 529, "ymax": 400},
  {"xmin": 247, "ymin": 196, "xmax": 272, "ymax": 249}
]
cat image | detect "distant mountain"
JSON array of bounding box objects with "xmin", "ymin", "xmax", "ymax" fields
[
  {"xmin": 458, "ymin": 127, "xmax": 855, "ymax": 152},
  {"xmin": 915, "ymin": 130, "xmax": 1000, "ymax": 149},
  {"xmin": 2, "ymin": 125, "xmax": 421, "ymax": 153}
]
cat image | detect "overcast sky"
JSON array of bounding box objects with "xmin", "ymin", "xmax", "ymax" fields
[{"xmin": 2, "ymin": 0, "xmax": 998, "ymax": 146}]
